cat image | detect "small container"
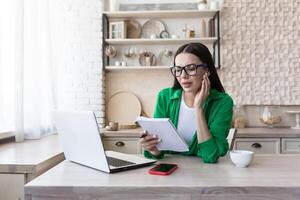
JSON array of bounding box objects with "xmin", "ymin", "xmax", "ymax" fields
[
  {"xmin": 121, "ymin": 61, "xmax": 126, "ymax": 66},
  {"xmin": 233, "ymin": 105, "xmax": 247, "ymax": 129},
  {"xmin": 115, "ymin": 61, "xmax": 120, "ymax": 66},
  {"xmin": 109, "ymin": 122, "xmax": 119, "ymax": 131},
  {"xmin": 109, "ymin": 0, "xmax": 118, "ymax": 11},
  {"xmin": 187, "ymin": 27, "xmax": 195, "ymax": 38},
  {"xmin": 145, "ymin": 56, "xmax": 152, "ymax": 66},
  {"xmin": 197, "ymin": 0, "xmax": 207, "ymax": 10},
  {"xmin": 182, "ymin": 24, "xmax": 187, "ymax": 38},
  {"xmin": 230, "ymin": 150, "xmax": 254, "ymax": 168},
  {"xmin": 209, "ymin": 0, "xmax": 219, "ymax": 10},
  {"xmin": 200, "ymin": 19, "xmax": 206, "ymax": 37},
  {"xmin": 150, "ymin": 34, "xmax": 157, "ymax": 39}
]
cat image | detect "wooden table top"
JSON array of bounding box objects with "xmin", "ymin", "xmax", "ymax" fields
[
  {"xmin": 25, "ymin": 154, "xmax": 300, "ymax": 188},
  {"xmin": 0, "ymin": 134, "xmax": 64, "ymax": 174}
]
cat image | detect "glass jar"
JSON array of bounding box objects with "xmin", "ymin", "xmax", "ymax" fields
[
  {"xmin": 187, "ymin": 27, "xmax": 195, "ymax": 38},
  {"xmin": 259, "ymin": 106, "xmax": 282, "ymax": 128},
  {"xmin": 233, "ymin": 105, "xmax": 247, "ymax": 128}
]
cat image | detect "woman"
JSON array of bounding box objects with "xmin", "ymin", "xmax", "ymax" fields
[{"xmin": 140, "ymin": 43, "xmax": 233, "ymax": 163}]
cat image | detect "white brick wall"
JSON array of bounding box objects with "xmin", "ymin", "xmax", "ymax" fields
[{"xmin": 51, "ymin": 0, "xmax": 105, "ymax": 128}]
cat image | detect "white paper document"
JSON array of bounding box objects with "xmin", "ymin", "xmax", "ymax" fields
[{"xmin": 136, "ymin": 116, "xmax": 189, "ymax": 152}]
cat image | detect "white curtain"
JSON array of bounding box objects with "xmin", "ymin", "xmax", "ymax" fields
[{"xmin": 0, "ymin": 0, "xmax": 58, "ymax": 141}]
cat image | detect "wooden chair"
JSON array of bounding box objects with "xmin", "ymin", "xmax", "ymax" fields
[{"xmin": 227, "ymin": 128, "xmax": 237, "ymax": 151}]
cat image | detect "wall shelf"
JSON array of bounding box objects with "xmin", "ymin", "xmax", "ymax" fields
[
  {"xmin": 105, "ymin": 37, "xmax": 218, "ymax": 45},
  {"xmin": 105, "ymin": 66, "xmax": 170, "ymax": 72},
  {"xmin": 103, "ymin": 10, "xmax": 219, "ymax": 19},
  {"xmin": 102, "ymin": 9, "xmax": 221, "ymax": 68}
]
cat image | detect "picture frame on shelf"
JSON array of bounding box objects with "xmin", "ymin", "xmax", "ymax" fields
[{"xmin": 109, "ymin": 21, "xmax": 127, "ymax": 39}]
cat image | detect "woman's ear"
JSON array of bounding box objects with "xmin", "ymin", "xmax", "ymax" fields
[{"xmin": 207, "ymin": 71, "xmax": 211, "ymax": 77}]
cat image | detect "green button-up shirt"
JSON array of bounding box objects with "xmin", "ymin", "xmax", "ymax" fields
[{"xmin": 144, "ymin": 87, "xmax": 233, "ymax": 163}]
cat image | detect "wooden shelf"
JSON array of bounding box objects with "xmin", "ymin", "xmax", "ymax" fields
[
  {"xmin": 103, "ymin": 10, "xmax": 219, "ymax": 19},
  {"xmin": 105, "ymin": 37, "xmax": 218, "ymax": 45},
  {"xmin": 105, "ymin": 66, "xmax": 170, "ymax": 71}
]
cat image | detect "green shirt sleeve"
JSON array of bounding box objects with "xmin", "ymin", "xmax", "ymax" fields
[
  {"xmin": 197, "ymin": 95, "xmax": 233, "ymax": 163},
  {"xmin": 144, "ymin": 90, "xmax": 166, "ymax": 159}
]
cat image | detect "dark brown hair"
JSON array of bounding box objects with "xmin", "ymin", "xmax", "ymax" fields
[{"xmin": 173, "ymin": 43, "xmax": 225, "ymax": 92}]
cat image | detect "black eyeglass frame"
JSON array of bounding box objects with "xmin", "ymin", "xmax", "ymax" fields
[{"xmin": 170, "ymin": 63, "xmax": 208, "ymax": 77}]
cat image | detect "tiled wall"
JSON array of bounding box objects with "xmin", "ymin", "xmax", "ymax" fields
[{"xmin": 219, "ymin": 0, "xmax": 300, "ymax": 105}]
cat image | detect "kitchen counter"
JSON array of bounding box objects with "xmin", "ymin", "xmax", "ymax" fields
[
  {"xmin": 0, "ymin": 134, "xmax": 64, "ymax": 180},
  {"xmin": 237, "ymin": 127, "xmax": 300, "ymax": 138},
  {"xmin": 0, "ymin": 134, "xmax": 64, "ymax": 200},
  {"xmin": 101, "ymin": 127, "xmax": 300, "ymax": 138},
  {"xmin": 25, "ymin": 154, "xmax": 300, "ymax": 200}
]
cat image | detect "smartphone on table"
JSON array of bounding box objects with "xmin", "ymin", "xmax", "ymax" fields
[{"xmin": 149, "ymin": 163, "xmax": 178, "ymax": 175}]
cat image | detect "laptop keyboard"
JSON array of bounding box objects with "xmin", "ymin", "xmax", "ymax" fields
[{"xmin": 106, "ymin": 156, "xmax": 136, "ymax": 167}]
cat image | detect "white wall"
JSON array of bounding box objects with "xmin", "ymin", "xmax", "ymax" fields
[{"xmin": 51, "ymin": 0, "xmax": 105, "ymax": 128}]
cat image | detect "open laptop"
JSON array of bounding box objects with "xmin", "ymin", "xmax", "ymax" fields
[{"xmin": 52, "ymin": 110, "xmax": 156, "ymax": 173}]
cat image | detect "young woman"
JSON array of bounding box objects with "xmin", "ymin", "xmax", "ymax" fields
[{"xmin": 140, "ymin": 43, "xmax": 233, "ymax": 163}]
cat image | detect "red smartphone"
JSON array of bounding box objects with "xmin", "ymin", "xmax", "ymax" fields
[{"xmin": 149, "ymin": 163, "xmax": 178, "ymax": 175}]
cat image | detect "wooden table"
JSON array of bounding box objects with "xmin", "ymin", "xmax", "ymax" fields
[
  {"xmin": 0, "ymin": 134, "xmax": 64, "ymax": 200},
  {"xmin": 25, "ymin": 154, "xmax": 300, "ymax": 200}
]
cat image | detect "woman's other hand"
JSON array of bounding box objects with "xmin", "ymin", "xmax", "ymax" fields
[
  {"xmin": 194, "ymin": 72, "xmax": 211, "ymax": 108},
  {"xmin": 140, "ymin": 130, "xmax": 161, "ymax": 156}
]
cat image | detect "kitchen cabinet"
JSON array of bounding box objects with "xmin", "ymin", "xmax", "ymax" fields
[
  {"xmin": 234, "ymin": 138, "xmax": 280, "ymax": 154},
  {"xmin": 103, "ymin": 137, "xmax": 142, "ymax": 154},
  {"xmin": 101, "ymin": 128, "xmax": 142, "ymax": 154},
  {"xmin": 281, "ymin": 138, "xmax": 300, "ymax": 154},
  {"xmin": 101, "ymin": 128, "xmax": 236, "ymax": 154},
  {"xmin": 235, "ymin": 128, "xmax": 300, "ymax": 154}
]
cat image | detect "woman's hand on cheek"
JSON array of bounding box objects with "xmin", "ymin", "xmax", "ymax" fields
[{"xmin": 193, "ymin": 72, "xmax": 211, "ymax": 108}]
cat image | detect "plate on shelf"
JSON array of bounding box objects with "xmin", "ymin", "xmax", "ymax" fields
[
  {"xmin": 126, "ymin": 20, "xmax": 142, "ymax": 38},
  {"xmin": 142, "ymin": 19, "xmax": 166, "ymax": 38},
  {"xmin": 139, "ymin": 52, "xmax": 156, "ymax": 66},
  {"xmin": 107, "ymin": 91, "xmax": 142, "ymax": 126}
]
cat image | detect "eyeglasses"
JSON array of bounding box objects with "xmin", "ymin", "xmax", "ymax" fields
[{"xmin": 170, "ymin": 63, "xmax": 208, "ymax": 77}]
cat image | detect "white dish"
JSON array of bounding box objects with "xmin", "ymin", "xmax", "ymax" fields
[
  {"xmin": 142, "ymin": 19, "xmax": 165, "ymax": 39},
  {"xmin": 229, "ymin": 150, "xmax": 254, "ymax": 168}
]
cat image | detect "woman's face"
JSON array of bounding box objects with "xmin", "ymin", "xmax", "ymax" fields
[{"xmin": 174, "ymin": 53, "xmax": 209, "ymax": 93}]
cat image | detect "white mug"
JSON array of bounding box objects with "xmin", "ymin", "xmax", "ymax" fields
[
  {"xmin": 115, "ymin": 61, "xmax": 120, "ymax": 66},
  {"xmin": 210, "ymin": 1, "xmax": 219, "ymax": 10},
  {"xmin": 150, "ymin": 34, "xmax": 157, "ymax": 39},
  {"xmin": 121, "ymin": 61, "xmax": 126, "ymax": 66}
]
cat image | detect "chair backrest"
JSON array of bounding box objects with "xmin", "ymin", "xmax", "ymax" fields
[{"xmin": 227, "ymin": 128, "xmax": 237, "ymax": 151}]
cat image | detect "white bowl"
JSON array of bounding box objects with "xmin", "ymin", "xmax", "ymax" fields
[{"xmin": 229, "ymin": 150, "xmax": 254, "ymax": 168}]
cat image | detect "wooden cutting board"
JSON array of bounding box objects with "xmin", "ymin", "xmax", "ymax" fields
[{"xmin": 107, "ymin": 91, "xmax": 142, "ymax": 126}]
